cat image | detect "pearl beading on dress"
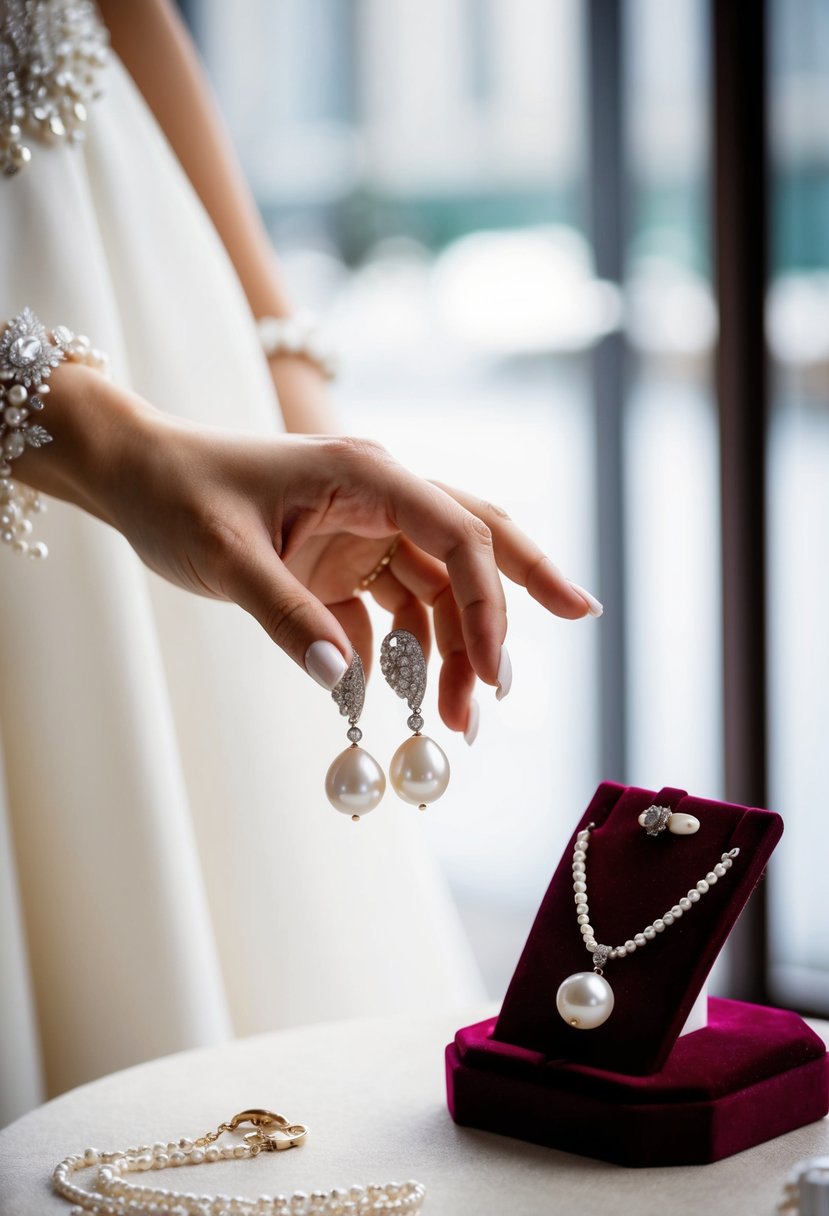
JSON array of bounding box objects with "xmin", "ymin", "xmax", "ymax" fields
[
  {"xmin": 0, "ymin": 0, "xmax": 108, "ymax": 175},
  {"xmin": 571, "ymin": 821, "xmax": 741, "ymax": 965},
  {"xmin": 52, "ymin": 1140, "xmax": 427, "ymax": 1216},
  {"xmin": 0, "ymin": 307, "xmax": 108, "ymax": 558}
]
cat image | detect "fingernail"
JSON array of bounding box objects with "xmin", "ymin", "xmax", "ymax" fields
[
  {"xmin": 464, "ymin": 698, "xmax": 480, "ymax": 746},
  {"xmin": 305, "ymin": 640, "xmax": 349, "ymax": 690},
  {"xmin": 568, "ymin": 580, "xmax": 604, "ymax": 618},
  {"xmin": 495, "ymin": 647, "xmax": 512, "ymax": 701}
]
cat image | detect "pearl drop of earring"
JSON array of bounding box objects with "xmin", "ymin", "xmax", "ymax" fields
[
  {"xmin": 389, "ymin": 734, "xmax": 450, "ymax": 810},
  {"xmin": 325, "ymin": 745, "xmax": 386, "ymax": 820}
]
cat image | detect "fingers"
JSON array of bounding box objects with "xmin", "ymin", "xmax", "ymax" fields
[
  {"xmin": 327, "ymin": 597, "xmax": 374, "ymax": 677},
  {"xmin": 369, "ymin": 549, "xmax": 476, "ymax": 732},
  {"xmin": 432, "ymin": 482, "xmax": 603, "ymax": 620},
  {"xmin": 378, "ymin": 467, "xmax": 508, "ymax": 686},
  {"xmin": 223, "ymin": 524, "xmax": 353, "ymax": 690},
  {"xmin": 433, "ymin": 585, "xmax": 477, "ymax": 732},
  {"xmin": 367, "ymin": 571, "xmax": 432, "ymax": 661}
]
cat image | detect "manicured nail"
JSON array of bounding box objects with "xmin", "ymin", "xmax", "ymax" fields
[
  {"xmin": 568, "ymin": 580, "xmax": 604, "ymax": 618},
  {"xmin": 495, "ymin": 647, "xmax": 512, "ymax": 701},
  {"xmin": 305, "ymin": 640, "xmax": 349, "ymax": 690},
  {"xmin": 464, "ymin": 698, "xmax": 480, "ymax": 746}
]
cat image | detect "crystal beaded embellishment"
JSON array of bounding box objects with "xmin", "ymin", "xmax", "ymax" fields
[
  {"xmin": 0, "ymin": 0, "xmax": 109, "ymax": 176},
  {"xmin": 641, "ymin": 804, "xmax": 672, "ymax": 836},
  {"xmin": 0, "ymin": 307, "xmax": 61, "ymax": 388},
  {"xmin": 592, "ymin": 944, "xmax": 610, "ymax": 969},
  {"xmin": 331, "ymin": 650, "xmax": 366, "ymax": 725},
  {"xmin": 379, "ymin": 629, "xmax": 427, "ymax": 714}
]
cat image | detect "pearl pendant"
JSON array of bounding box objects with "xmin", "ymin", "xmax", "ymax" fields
[
  {"xmin": 556, "ymin": 971, "xmax": 615, "ymax": 1029},
  {"xmin": 325, "ymin": 745, "xmax": 386, "ymax": 820},
  {"xmin": 389, "ymin": 734, "xmax": 450, "ymax": 809}
]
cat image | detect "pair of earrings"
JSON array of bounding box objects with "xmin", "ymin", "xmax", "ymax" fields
[{"xmin": 325, "ymin": 629, "xmax": 450, "ymax": 821}]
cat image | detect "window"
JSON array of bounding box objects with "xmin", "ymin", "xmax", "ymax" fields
[{"xmin": 185, "ymin": 0, "xmax": 829, "ymax": 1007}]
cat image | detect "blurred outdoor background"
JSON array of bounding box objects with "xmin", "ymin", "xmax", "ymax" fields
[{"xmin": 181, "ymin": 0, "xmax": 829, "ymax": 1009}]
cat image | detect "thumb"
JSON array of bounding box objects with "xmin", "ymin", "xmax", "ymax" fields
[{"xmin": 227, "ymin": 534, "xmax": 353, "ymax": 690}]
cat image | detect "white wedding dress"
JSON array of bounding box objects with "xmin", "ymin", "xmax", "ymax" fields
[{"xmin": 0, "ymin": 21, "xmax": 481, "ymax": 1126}]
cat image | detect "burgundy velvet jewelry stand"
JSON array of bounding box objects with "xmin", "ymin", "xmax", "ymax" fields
[{"xmin": 446, "ymin": 782, "xmax": 829, "ymax": 1167}]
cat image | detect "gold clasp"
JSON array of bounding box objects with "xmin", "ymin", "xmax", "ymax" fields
[
  {"xmin": 227, "ymin": 1110, "xmax": 308, "ymax": 1153},
  {"xmin": 196, "ymin": 1110, "xmax": 308, "ymax": 1154},
  {"xmin": 227, "ymin": 1109, "xmax": 287, "ymax": 1130}
]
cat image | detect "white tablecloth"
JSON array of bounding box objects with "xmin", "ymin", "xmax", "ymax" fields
[{"xmin": 1, "ymin": 1012, "xmax": 827, "ymax": 1215}]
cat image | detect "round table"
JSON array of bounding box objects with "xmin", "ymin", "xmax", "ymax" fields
[{"xmin": 1, "ymin": 1012, "xmax": 827, "ymax": 1215}]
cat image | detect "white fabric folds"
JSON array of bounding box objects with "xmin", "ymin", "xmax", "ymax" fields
[{"xmin": 0, "ymin": 56, "xmax": 481, "ymax": 1126}]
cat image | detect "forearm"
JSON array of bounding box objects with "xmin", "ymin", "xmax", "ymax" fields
[
  {"xmin": 98, "ymin": 0, "xmax": 286, "ymax": 321},
  {"xmin": 97, "ymin": 0, "xmax": 339, "ymax": 433}
]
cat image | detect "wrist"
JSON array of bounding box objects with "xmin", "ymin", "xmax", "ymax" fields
[
  {"xmin": 1, "ymin": 310, "xmax": 114, "ymax": 557},
  {"xmin": 268, "ymin": 354, "xmax": 340, "ymax": 434},
  {"xmin": 257, "ymin": 311, "xmax": 338, "ymax": 381},
  {"xmin": 12, "ymin": 362, "xmax": 159, "ymax": 526}
]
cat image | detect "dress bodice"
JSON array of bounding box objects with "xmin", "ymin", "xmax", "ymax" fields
[{"xmin": 0, "ymin": 0, "xmax": 108, "ymax": 175}]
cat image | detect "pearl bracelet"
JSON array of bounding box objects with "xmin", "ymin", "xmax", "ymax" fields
[
  {"xmin": 257, "ymin": 311, "xmax": 338, "ymax": 380},
  {"xmin": 52, "ymin": 1109, "xmax": 426, "ymax": 1216},
  {"xmin": 0, "ymin": 307, "xmax": 108, "ymax": 559}
]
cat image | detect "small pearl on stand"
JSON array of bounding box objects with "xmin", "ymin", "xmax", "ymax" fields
[
  {"xmin": 389, "ymin": 734, "xmax": 449, "ymax": 807},
  {"xmin": 325, "ymin": 746, "xmax": 386, "ymax": 819},
  {"xmin": 667, "ymin": 812, "xmax": 700, "ymax": 835}
]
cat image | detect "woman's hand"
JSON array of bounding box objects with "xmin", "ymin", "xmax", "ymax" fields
[{"xmin": 15, "ymin": 364, "xmax": 601, "ymax": 735}]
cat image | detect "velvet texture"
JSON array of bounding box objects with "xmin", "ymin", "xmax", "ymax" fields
[
  {"xmin": 495, "ymin": 782, "xmax": 785, "ymax": 1074},
  {"xmin": 446, "ymin": 1000, "xmax": 829, "ymax": 1166}
]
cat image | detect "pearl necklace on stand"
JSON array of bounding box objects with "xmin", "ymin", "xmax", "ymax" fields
[
  {"xmin": 556, "ymin": 822, "xmax": 741, "ymax": 1029},
  {"xmin": 52, "ymin": 1109, "xmax": 426, "ymax": 1216}
]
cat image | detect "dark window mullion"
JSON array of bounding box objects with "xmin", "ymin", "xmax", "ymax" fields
[
  {"xmin": 712, "ymin": 0, "xmax": 770, "ymax": 1002},
  {"xmin": 588, "ymin": 0, "xmax": 627, "ymax": 784}
]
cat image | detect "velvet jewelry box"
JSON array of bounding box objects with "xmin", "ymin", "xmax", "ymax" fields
[{"xmin": 446, "ymin": 781, "xmax": 829, "ymax": 1167}]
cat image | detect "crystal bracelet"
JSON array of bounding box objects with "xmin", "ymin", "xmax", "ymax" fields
[
  {"xmin": 52, "ymin": 1108, "xmax": 427, "ymax": 1216},
  {"xmin": 257, "ymin": 310, "xmax": 338, "ymax": 380},
  {"xmin": 0, "ymin": 307, "xmax": 108, "ymax": 559}
]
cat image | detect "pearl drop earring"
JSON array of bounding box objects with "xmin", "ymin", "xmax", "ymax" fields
[
  {"xmin": 380, "ymin": 629, "xmax": 450, "ymax": 810},
  {"xmin": 325, "ymin": 650, "xmax": 386, "ymax": 821}
]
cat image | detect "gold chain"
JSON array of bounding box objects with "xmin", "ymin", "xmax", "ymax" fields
[{"xmin": 195, "ymin": 1110, "xmax": 308, "ymax": 1154}]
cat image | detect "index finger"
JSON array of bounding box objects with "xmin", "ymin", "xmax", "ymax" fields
[{"xmin": 432, "ymin": 482, "xmax": 603, "ymax": 619}]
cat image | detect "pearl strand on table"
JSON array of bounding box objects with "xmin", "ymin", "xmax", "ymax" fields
[{"xmin": 52, "ymin": 1139, "xmax": 426, "ymax": 1216}]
